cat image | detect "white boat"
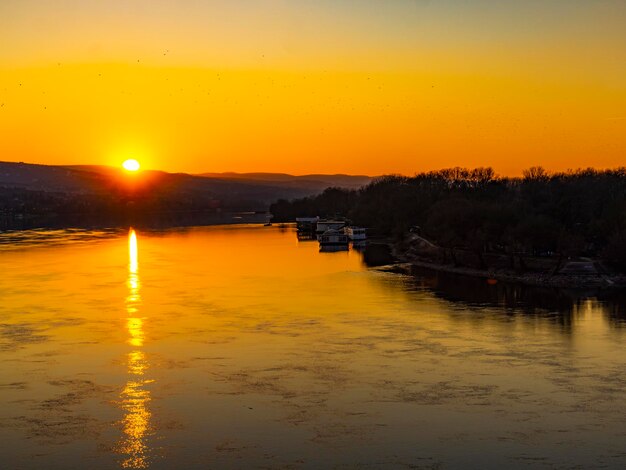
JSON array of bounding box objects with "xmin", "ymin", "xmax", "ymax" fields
[
  {"xmin": 315, "ymin": 219, "xmax": 346, "ymax": 238},
  {"xmin": 345, "ymin": 226, "xmax": 366, "ymax": 241},
  {"xmin": 318, "ymin": 229, "xmax": 349, "ymax": 246}
]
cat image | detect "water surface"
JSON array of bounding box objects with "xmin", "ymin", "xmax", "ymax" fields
[{"xmin": 1, "ymin": 225, "xmax": 626, "ymax": 469}]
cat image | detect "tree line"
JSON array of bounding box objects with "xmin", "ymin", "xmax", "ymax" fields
[{"xmin": 270, "ymin": 167, "xmax": 626, "ymax": 271}]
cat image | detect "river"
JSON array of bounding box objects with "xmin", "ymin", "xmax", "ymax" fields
[{"xmin": 1, "ymin": 225, "xmax": 626, "ymax": 469}]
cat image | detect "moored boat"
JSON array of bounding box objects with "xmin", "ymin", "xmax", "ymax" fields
[
  {"xmin": 345, "ymin": 226, "xmax": 366, "ymax": 241},
  {"xmin": 296, "ymin": 216, "xmax": 319, "ymax": 234},
  {"xmin": 315, "ymin": 219, "xmax": 346, "ymax": 239},
  {"xmin": 318, "ymin": 229, "xmax": 349, "ymax": 246}
]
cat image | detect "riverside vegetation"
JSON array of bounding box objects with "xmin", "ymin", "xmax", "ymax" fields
[{"xmin": 270, "ymin": 167, "xmax": 626, "ymax": 281}]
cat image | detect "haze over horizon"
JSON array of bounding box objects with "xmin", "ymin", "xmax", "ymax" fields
[{"xmin": 1, "ymin": 0, "xmax": 625, "ymax": 176}]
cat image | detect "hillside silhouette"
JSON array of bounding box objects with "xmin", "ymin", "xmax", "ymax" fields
[{"xmin": 0, "ymin": 161, "xmax": 371, "ymax": 229}]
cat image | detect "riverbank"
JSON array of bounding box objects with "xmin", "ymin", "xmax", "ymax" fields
[{"xmin": 385, "ymin": 236, "xmax": 626, "ymax": 290}]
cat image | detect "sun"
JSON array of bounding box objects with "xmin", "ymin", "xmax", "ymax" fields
[{"xmin": 122, "ymin": 159, "xmax": 141, "ymax": 172}]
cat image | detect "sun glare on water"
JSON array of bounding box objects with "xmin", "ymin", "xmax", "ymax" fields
[{"xmin": 123, "ymin": 159, "xmax": 141, "ymax": 172}]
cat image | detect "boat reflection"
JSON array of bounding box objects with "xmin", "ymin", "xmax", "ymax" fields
[
  {"xmin": 117, "ymin": 229, "xmax": 154, "ymax": 468},
  {"xmin": 319, "ymin": 244, "xmax": 349, "ymax": 253},
  {"xmin": 351, "ymin": 241, "xmax": 367, "ymax": 251}
]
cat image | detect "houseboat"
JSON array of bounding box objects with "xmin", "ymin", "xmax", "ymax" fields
[
  {"xmin": 318, "ymin": 229, "xmax": 349, "ymax": 247},
  {"xmin": 296, "ymin": 216, "xmax": 319, "ymax": 233},
  {"xmin": 315, "ymin": 219, "xmax": 346, "ymax": 239},
  {"xmin": 344, "ymin": 226, "xmax": 366, "ymax": 241}
]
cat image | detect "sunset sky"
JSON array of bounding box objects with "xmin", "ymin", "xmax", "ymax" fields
[{"xmin": 1, "ymin": 0, "xmax": 625, "ymax": 176}]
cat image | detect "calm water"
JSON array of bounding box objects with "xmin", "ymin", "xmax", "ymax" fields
[{"xmin": 1, "ymin": 225, "xmax": 626, "ymax": 469}]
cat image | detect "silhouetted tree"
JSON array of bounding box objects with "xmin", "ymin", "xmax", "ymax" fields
[{"xmin": 270, "ymin": 166, "xmax": 626, "ymax": 273}]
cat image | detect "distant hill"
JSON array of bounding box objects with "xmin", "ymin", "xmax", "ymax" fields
[
  {"xmin": 199, "ymin": 172, "xmax": 373, "ymax": 191},
  {"xmin": 0, "ymin": 161, "xmax": 106, "ymax": 193},
  {"xmin": 0, "ymin": 162, "xmax": 373, "ymax": 211}
]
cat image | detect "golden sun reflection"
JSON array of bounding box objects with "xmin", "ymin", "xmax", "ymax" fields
[
  {"xmin": 127, "ymin": 318, "xmax": 145, "ymax": 348},
  {"xmin": 117, "ymin": 228, "xmax": 153, "ymax": 469},
  {"xmin": 126, "ymin": 230, "xmax": 143, "ymax": 344},
  {"xmin": 129, "ymin": 229, "xmax": 138, "ymax": 275},
  {"xmin": 119, "ymin": 351, "xmax": 154, "ymax": 469}
]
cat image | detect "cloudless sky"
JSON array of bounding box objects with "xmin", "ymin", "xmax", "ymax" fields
[{"xmin": 1, "ymin": 0, "xmax": 625, "ymax": 175}]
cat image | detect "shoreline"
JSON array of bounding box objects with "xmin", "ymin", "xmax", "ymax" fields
[{"xmin": 383, "ymin": 241, "xmax": 626, "ymax": 290}]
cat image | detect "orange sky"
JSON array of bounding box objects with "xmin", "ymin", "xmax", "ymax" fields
[{"xmin": 1, "ymin": 1, "xmax": 625, "ymax": 176}]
